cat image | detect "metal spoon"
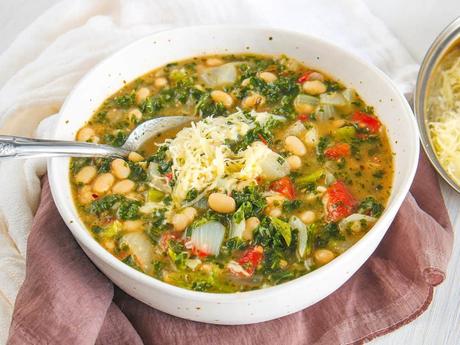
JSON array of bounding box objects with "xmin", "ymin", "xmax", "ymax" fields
[{"xmin": 0, "ymin": 116, "xmax": 193, "ymax": 159}]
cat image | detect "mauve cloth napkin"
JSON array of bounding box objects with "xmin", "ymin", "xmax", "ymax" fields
[{"xmin": 7, "ymin": 152, "xmax": 453, "ymax": 345}]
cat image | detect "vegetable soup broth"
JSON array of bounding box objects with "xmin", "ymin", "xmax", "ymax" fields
[{"xmin": 71, "ymin": 54, "xmax": 393, "ymax": 292}]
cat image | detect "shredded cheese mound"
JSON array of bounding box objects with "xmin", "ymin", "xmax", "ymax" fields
[
  {"xmin": 428, "ymin": 52, "xmax": 460, "ymax": 184},
  {"xmin": 155, "ymin": 110, "xmax": 288, "ymax": 207}
]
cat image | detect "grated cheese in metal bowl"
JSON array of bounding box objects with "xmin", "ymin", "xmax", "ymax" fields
[{"xmin": 428, "ymin": 52, "xmax": 460, "ymax": 185}]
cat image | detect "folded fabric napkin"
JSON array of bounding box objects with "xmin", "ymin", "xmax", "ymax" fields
[{"xmin": 6, "ymin": 151, "xmax": 452, "ymax": 345}]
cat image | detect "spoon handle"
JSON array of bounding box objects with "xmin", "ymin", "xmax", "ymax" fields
[{"xmin": 0, "ymin": 135, "xmax": 130, "ymax": 159}]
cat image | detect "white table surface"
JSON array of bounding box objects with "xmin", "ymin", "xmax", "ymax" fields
[{"xmin": 0, "ymin": 1, "xmax": 459, "ymax": 344}]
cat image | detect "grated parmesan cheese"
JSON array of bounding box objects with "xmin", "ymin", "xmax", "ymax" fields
[
  {"xmin": 152, "ymin": 110, "xmax": 288, "ymax": 207},
  {"xmin": 428, "ymin": 51, "xmax": 460, "ymax": 184}
]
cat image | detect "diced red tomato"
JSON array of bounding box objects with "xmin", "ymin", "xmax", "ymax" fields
[
  {"xmin": 237, "ymin": 246, "xmax": 264, "ymax": 275},
  {"xmin": 269, "ymin": 177, "xmax": 296, "ymax": 200},
  {"xmin": 297, "ymin": 71, "xmax": 312, "ymax": 83},
  {"xmin": 352, "ymin": 111, "xmax": 381, "ymax": 134},
  {"xmin": 258, "ymin": 133, "xmax": 267, "ymax": 145},
  {"xmin": 191, "ymin": 247, "xmax": 209, "ymax": 258},
  {"xmin": 159, "ymin": 232, "xmax": 181, "ymax": 251},
  {"xmin": 323, "ymin": 181, "xmax": 357, "ymax": 222},
  {"xmin": 324, "ymin": 143, "xmax": 351, "ymax": 160},
  {"xmin": 165, "ymin": 172, "xmax": 173, "ymax": 181},
  {"xmin": 297, "ymin": 114, "xmax": 309, "ymax": 122}
]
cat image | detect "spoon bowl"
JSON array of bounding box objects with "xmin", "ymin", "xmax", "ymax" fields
[{"xmin": 0, "ymin": 116, "xmax": 193, "ymax": 159}]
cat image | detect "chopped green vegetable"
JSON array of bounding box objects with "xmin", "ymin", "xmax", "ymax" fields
[
  {"xmin": 270, "ymin": 217, "xmax": 292, "ymax": 246},
  {"xmin": 358, "ymin": 197, "xmax": 384, "ymax": 217},
  {"xmin": 296, "ymin": 169, "xmax": 324, "ymax": 185},
  {"xmin": 148, "ymin": 188, "xmax": 165, "ymax": 202}
]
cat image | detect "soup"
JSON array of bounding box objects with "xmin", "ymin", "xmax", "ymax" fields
[
  {"xmin": 426, "ymin": 45, "xmax": 460, "ymax": 185},
  {"xmin": 70, "ymin": 54, "xmax": 393, "ymax": 292}
]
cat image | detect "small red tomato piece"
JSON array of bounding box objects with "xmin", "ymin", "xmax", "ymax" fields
[
  {"xmin": 165, "ymin": 172, "xmax": 173, "ymax": 181},
  {"xmin": 269, "ymin": 177, "xmax": 296, "ymax": 200},
  {"xmin": 191, "ymin": 247, "xmax": 209, "ymax": 258},
  {"xmin": 297, "ymin": 71, "xmax": 312, "ymax": 83},
  {"xmin": 324, "ymin": 143, "xmax": 351, "ymax": 160},
  {"xmin": 297, "ymin": 114, "xmax": 309, "ymax": 122},
  {"xmin": 257, "ymin": 133, "xmax": 267, "ymax": 145},
  {"xmin": 324, "ymin": 181, "xmax": 357, "ymax": 222},
  {"xmin": 352, "ymin": 111, "xmax": 381, "ymax": 133},
  {"xmin": 159, "ymin": 232, "xmax": 181, "ymax": 251},
  {"xmin": 238, "ymin": 246, "xmax": 264, "ymax": 275}
]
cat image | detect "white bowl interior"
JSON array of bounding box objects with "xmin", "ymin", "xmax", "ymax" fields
[{"xmin": 49, "ymin": 26, "xmax": 419, "ymax": 324}]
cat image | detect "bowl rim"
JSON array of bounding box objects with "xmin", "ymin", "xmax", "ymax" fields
[
  {"xmin": 414, "ymin": 16, "xmax": 460, "ymax": 193},
  {"xmin": 48, "ymin": 24, "xmax": 420, "ymax": 302}
]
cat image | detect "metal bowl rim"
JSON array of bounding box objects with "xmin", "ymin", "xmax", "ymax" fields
[{"xmin": 414, "ymin": 16, "xmax": 460, "ymax": 193}]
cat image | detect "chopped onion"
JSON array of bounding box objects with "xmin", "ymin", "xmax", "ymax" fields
[
  {"xmin": 342, "ymin": 88, "xmax": 356, "ymax": 103},
  {"xmin": 304, "ymin": 126, "xmax": 319, "ymax": 146},
  {"xmin": 120, "ymin": 232, "xmax": 154, "ymax": 272},
  {"xmin": 294, "ymin": 94, "xmax": 319, "ymax": 107},
  {"xmin": 191, "ymin": 221, "xmax": 225, "ymax": 256},
  {"xmin": 148, "ymin": 162, "xmax": 160, "ymax": 178},
  {"xmin": 227, "ymin": 260, "xmax": 251, "ymax": 277},
  {"xmin": 338, "ymin": 213, "xmax": 377, "ymax": 232},
  {"xmin": 320, "ymin": 92, "xmax": 347, "ymax": 106},
  {"xmin": 285, "ymin": 121, "xmax": 306, "ymax": 137},
  {"xmin": 259, "ymin": 151, "xmax": 290, "ymax": 180},
  {"xmin": 200, "ymin": 62, "xmax": 239, "ymax": 88},
  {"xmin": 254, "ymin": 111, "xmax": 286, "ymax": 126},
  {"xmin": 185, "ymin": 258, "xmax": 202, "ymax": 270},
  {"xmin": 229, "ymin": 218, "xmax": 246, "ymax": 239},
  {"xmin": 316, "ymin": 104, "xmax": 338, "ymax": 121},
  {"xmin": 289, "ymin": 216, "xmax": 308, "ymax": 258},
  {"xmin": 147, "ymin": 162, "xmax": 171, "ymax": 193},
  {"xmin": 324, "ymin": 171, "xmax": 336, "ymax": 185}
]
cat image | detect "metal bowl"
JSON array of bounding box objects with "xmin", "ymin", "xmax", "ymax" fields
[{"xmin": 414, "ymin": 16, "xmax": 460, "ymax": 193}]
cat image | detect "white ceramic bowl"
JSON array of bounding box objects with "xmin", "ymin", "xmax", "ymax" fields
[{"xmin": 49, "ymin": 26, "xmax": 419, "ymax": 325}]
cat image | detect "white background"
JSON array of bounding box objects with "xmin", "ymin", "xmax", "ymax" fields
[{"xmin": 0, "ymin": 1, "xmax": 459, "ymax": 344}]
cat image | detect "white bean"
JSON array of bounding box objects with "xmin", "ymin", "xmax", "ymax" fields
[
  {"xmin": 75, "ymin": 166, "xmax": 97, "ymax": 184},
  {"xmin": 128, "ymin": 108, "xmax": 143, "ymax": 123},
  {"xmin": 241, "ymin": 93, "xmax": 265, "ymax": 109},
  {"xmin": 111, "ymin": 159, "xmax": 131, "ymax": 179},
  {"xmin": 78, "ymin": 185, "xmax": 94, "ymax": 204},
  {"xmin": 302, "ymin": 80, "xmax": 327, "ymax": 95},
  {"xmin": 211, "ymin": 90, "xmax": 233, "ymax": 108},
  {"xmin": 243, "ymin": 217, "xmax": 260, "ymax": 241},
  {"xmin": 128, "ymin": 152, "xmax": 144, "ymax": 162},
  {"xmin": 285, "ymin": 136, "xmax": 307, "ymax": 156},
  {"xmin": 314, "ymin": 249, "xmax": 335, "ymax": 265},
  {"xmin": 287, "ymin": 155, "xmax": 302, "ymax": 170},
  {"xmin": 135, "ymin": 87, "xmax": 150, "ymax": 104},
  {"xmin": 92, "ymin": 173, "xmax": 115, "ymax": 194},
  {"xmin": 259, "ymin": 71, "xmax": 277, "ymax": 83},
  {"xmin": 123, "ymin": 220, "xmax": 144, "ymax": 232},
  {"xmin": 266, "ymin": 195, "xmax": 286, "ymax": 207},
  {"xmin": 208, "ymin": 193, "xmax": 236, "ymax": 213},
  {"xmin": 112, "ymin": 179, "xmax": 135, "ymax": 194},
  {"xmin": 182, "ymin": 207, "xmax": 197, "ymax": 222},
  {"xmin": 300, "ymin": 210, "xmax": 315, "ymax": 224},
  {"xmin": 154, "ymin": 77, "xmax": 168, "ymax": 88},
  {"xmin": 77, "ymin": 127, "xmax": 95, "ymax": 142},
  {"xmin": 172, "ymin": 213, "xmax": 190, "ymax": 232},
  {"xmin": 268, "ymin": 207, "xmax": 282, "ymax": 218}
]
